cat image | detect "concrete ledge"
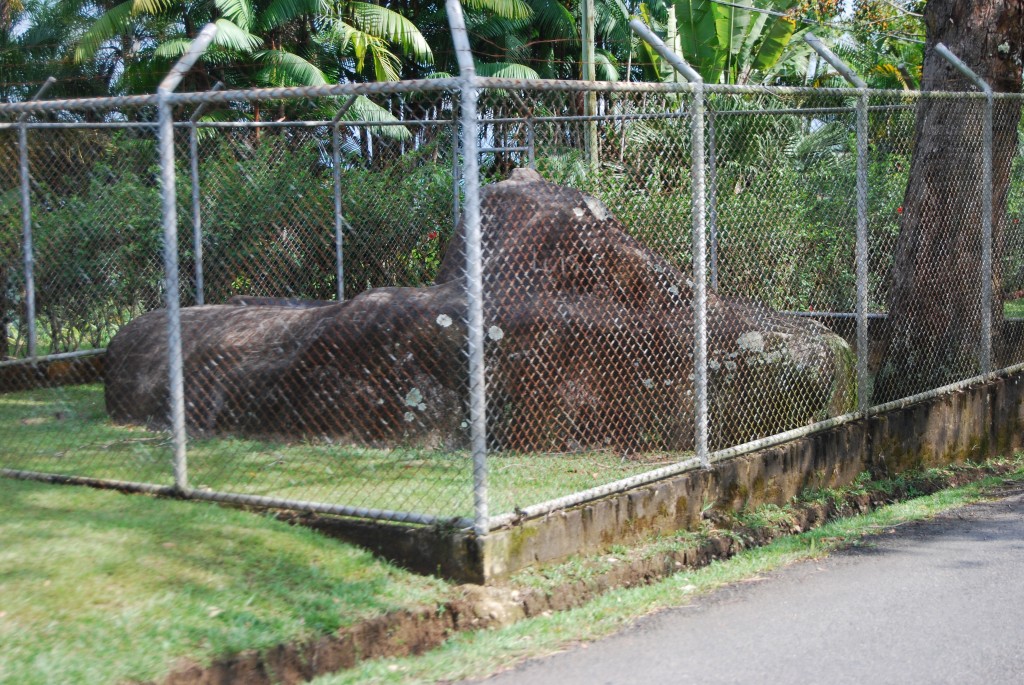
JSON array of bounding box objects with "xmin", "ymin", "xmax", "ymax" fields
[
  {"xmin": 0, "ymin": 349, "xmax": 105, "ymax": 393},
  {"xmin": 476, "ymin": 372, "xmax": 1023, "ymax": 581},
  {"xmin": 276, "ymin": 514, "xmax": 485, "ymax": 584}
]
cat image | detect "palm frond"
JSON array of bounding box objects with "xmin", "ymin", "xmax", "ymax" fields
[
  {"xmin": 260, "ymin": 0, "xmax": 319, "ymax": 31},
  {"xmin": 210, "ymin": 18, "xmax": 262, "ymax": 53},
  {"xmin": 131, "ymin": 0, "xmax": 174, "ymax": 14},
  {"xmin": 351, "ymin": 2, "xmax": 432, "ymax": 63},
  {"xmin": 788, "ymin": 120, "xmax": 850, "ymax": 170},
  {"xmin": 153, "ymin": 37, "xmax": 191, "ymax": 59},
  {"xmin": 368, "ymin": 37, "xmax": 403, "ymax": 80},
  {"xmin": 529, "ymin": 0, "xmax": 575, "ymax": 39},
  {"xmin": 870, "ymin": 62, "xmax": 911, "ymax": 90},
  {"xmin": 471, "ymin": 15, "xmax": 531, "ymax": 42},
  {"xmin": 595, "ymin": 50, "xmax": 619, "ymax": 81},
  {"xmin": 255, "ymin": 49, "xmax": 329, "ymax": 86},
  {"xmin": 461, "ymin": 0, "xmax": 533, "ymax": 21},
  {"xmin": 473, "ymin": 60, "xmax": 540, "ymax": 79},
  {"xmin": 594, "ymin": 0, "xmax": 631, "ymax": 44},
  {"xmin": 344, "ymin": 95, "xmax": 412, "ymax": 140},
  {"xmin": 74, "ymin": 1, "xmax": 134, "ymax": 63},
  {"xmin": 318, "ymin": 18, "xmax": 353, "ymax": 54},
  {"xmin": 213, "ymin": 0, "xmax": 255, "ymax": 31}
]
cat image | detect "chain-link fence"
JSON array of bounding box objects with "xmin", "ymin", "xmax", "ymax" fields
[{"xmin": 3, "ymin": 20, "xmax": 1024, "ymax": 538}]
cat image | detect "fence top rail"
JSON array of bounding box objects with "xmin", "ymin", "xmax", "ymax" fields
[
  {"xmin": 470, "ymin": 77, "xmax": 1015, "ymax": 101},
  {"xmin": 165, "ymin": 78, "xmax": 463, "ymax": 106},
  {"xmin": 0, "ymin": 102, "xmax": 930, "ymax": 130},
  {"xmin": 3, "ymin": 77, "xmax": 1021, "ymax": 119},
  {"xmin": 0, "ymin": 78, "xmax": 462, "ymax": 116},
  {"xmin": 0, "ymin": 93, "xmax": 158, "ymax": 115}
]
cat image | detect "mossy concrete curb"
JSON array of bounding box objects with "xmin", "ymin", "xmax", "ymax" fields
[
  {"xmin": 150, "ymin": 460, "xmax": 1020, "ymax": 685},
  {"xmin": 307, "ymin": 371, "xmax": 1024, "ymax": 583}
]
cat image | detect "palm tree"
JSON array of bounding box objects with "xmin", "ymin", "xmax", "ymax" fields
[{"xmin": 71, "ymin": 0, "xmax": 435, "ymax": 92}]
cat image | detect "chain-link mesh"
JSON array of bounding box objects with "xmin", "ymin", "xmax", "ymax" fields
[
  {"xmin": 704, "ymin": 90, "xmax": 859, "ymax": 450},
  {"xmin": 151, "ymin": 88, "xmax": 473, "ymax": 520},
  {"xmin": 870, "ymin": 93, "xmax": 988, "ymax": 403},
  {"xmin": 866, "ymin": 93, "xmax": 916, "ymax": 382},
  {"xmin": 3, "ymin": 80, "xmax": 1024, "ymax": 531},
  {"xmin": 1, "ymin": 103, "xmax": 174, "ymax": 488},
  {"xmin": 996, "ymin": 96, "xmax": 1024, "ymax": 369},
  {"xmin": 1, "ymin": 127, "xmax": 21, "ymax": 362},
  {"xmin": 473, "ymin": 86, "xmax": 698, "ymax": 518},
  {"xmin": 174, "ymin": 123, "xmax": 336, "ymax": 305}
]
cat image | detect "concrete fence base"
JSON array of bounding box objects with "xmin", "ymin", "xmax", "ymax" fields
[
  {"xmin": 4, "ymin": 349, "xmax": 1021, "ymax": 584},
  {"xmin": 315, "ymin": 369, "xmax": 1023, "ymax": 584}
]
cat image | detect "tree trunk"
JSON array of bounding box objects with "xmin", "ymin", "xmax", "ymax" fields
[{"xmin": 874, "ymin": 0, "xmax": 1024, "ymax": 403}]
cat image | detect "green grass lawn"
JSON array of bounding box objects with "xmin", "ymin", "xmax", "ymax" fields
[
  {"xmin": 0, "ymin": 386, "xmax": 672, "ymax": 521},
  {"xmin": 1005, "ymin": 298, "xmax": 1024, "ymax": 318},
  {"xmin": 0, "ymin": 477, "xmax": 448, "ymax": 685}
]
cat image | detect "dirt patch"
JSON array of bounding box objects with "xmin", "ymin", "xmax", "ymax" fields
[{"xmin": 148, "ymin": 460, "xmax": 1020, "ymax": 685}]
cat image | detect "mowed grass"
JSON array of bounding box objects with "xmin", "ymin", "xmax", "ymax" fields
[
  {"xmin": 0, "ymin": 385, "xmax": 669, "ymax": 520},
  {"xmin": 0, "ymin": 477, "xmax": 448, "ymax": 685},
  {"xmin": 1006, "ymin": 297, "xmax": 1024, "ymax": 318}
]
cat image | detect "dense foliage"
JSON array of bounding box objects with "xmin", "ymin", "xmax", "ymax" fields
[{"xmin": 0, "ymin": 2, "xmax": 940, "ymax": 358}]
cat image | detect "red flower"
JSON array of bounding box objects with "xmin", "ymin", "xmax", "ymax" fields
[
  {"xmin": 896, "ymin": 206, "xmax": 903, "ymax": 215},
  {"xmin": 427, "ymin": 231, "xmax": 439, "ymax": 240}
]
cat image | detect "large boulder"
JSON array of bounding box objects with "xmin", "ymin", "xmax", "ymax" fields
[{"xmin": 105, "ymin": 168, "xmax": 855, "ymax": 453}]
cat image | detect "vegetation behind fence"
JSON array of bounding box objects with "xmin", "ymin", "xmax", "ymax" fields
[{"xmin": 2, "ymin": 71, "xmax": 1024, "ymax": 533}]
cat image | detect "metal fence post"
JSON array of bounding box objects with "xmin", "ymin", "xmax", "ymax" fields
[
  {"xmin": 708, "ymin": 108, "xmax": 719, "ymax": 293},
  {"xmin": 582, "ymin": 0, "xmax": 599, "ymax": 169},
  {"xmin": 629, "ymin": 19, "xmax": 709, "ymax": 467},
  {"xmin": 187, "ymin": 81, "xmax": 222, "ymax": 306},
  {"xmin": 332, "ymin": 95, "xmax": 358, "ymax": 302},
  {"xmin": 446, "ymin": 0, "xmax": 489, "ymax": 535},
  {"xmin": 510, "ymin": 91, "xmax": 536, "ymax": 170},
  {"xmin": 804, "ymin": 33, "xmax": 871, "ymax": 412},
  {"xmin": 935, "ymin": 43, "xmax": 994, "ymax": 375},
  {"xmin": 527, "ymin": 115, "xmax": 536, "ymax": 169},
  {"xmin": 17, "ymin": 76, "xmax": 56, "ymax": 358},
  {"xmin": 157, "ymin": 23, "xmax": 218, "ymax": 493},
  {"xmin": 452, "ymin": 115, "xmax": 461, "ymax": 229}
]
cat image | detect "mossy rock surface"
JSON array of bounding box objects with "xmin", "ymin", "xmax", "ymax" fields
[{"xmin": 106, "ymin": 169, "xmax": 855, "ymax": 454}]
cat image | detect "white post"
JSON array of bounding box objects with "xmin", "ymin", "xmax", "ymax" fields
[
  {"xmin": 17, "ymin": 76, "xmax": 56, "ymax": 358},
  {"xmin": 157, "ymin": 23, "xmax": 219, "ymax": 493},
  {"xmin": 446, "ymin": 0, "xmax": 489, "ymax": 536},
  {"xmin": 187, "ymin": 81, "xmax": 223, "ymax": 306},
  {"xmin": 582, "ymin": 0, "xmax": 598, "ymax": 169}
]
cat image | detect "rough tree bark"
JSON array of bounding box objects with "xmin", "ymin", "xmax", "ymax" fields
[{"xmin": 874, "ymin": 0, "xmax": 1024, "ymax": 403}]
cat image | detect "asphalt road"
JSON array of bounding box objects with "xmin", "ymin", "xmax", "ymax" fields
[{"xmin": 477, "ymin": 486, "xmax": 1024, "ymax": 685}]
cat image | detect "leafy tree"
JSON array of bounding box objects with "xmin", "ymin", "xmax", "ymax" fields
[
  {"xmin": 671, "ymin": 0, "xmax": 811, "ymax": 85},
  {"xmin": 875, "ymin": 0, "xmax": 1024, "ymax": 402}
]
